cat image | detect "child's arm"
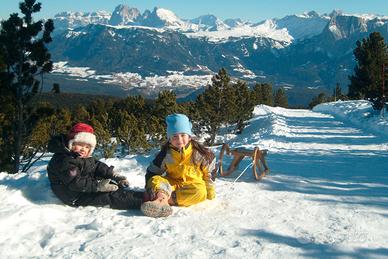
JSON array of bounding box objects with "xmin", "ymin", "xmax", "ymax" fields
[
  {"xmin": 94, "ymin": 160, "xmax": 129, "ymax": 187},
  {"xmin": 52, "ymin": 156, "xmax": 101, "ymax": 193},
  {"xmin": 201, "ymin": 154, "xmax": 217, "ymax": 200},
  {"xmin": 145, "ymin": 149, "xmax": 167, "ymax": 186},
  {"xmin": 94, "ymin": 160, "xmax": 114, "ymax": 179}
]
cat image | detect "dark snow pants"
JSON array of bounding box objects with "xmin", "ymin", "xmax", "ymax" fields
[{"xmin": 74, "ymin": 187, "xmax": 143, "ymax": 210}]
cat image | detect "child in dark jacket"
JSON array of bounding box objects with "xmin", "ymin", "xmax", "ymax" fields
[{"xmin": 47, "ymin": 123, "xmax": 144, "ymax": 210}]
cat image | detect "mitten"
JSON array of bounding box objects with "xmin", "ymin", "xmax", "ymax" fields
[
  {"xmin": 206, "ymin": 184, "xmax": 215, "ymax": 200},
  {"xmin": 97, "ymin": 179, "xmax": 118, "ymax": 192},
  {"xmin": 112, "ymin": 172, "xmax": 129, "ymax": 187}
]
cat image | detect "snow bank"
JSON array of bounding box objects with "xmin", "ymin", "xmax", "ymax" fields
[{"xmin": 313, "ymin": 100, "xmax": 388, "ymax": 138}]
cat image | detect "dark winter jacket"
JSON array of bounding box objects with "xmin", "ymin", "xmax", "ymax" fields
[{"xmin": 47, "ymin": 135, "xmax": 114, "ymax": 205}]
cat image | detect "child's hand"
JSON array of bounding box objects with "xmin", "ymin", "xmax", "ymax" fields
[
  {"xmin": 112, "ymin": 172, "xmax": 129, "ymax": 187},
  {"xmin": 206, "ymin": 184, "xmax": 215, "ymax": 200},
  {"xmin": 97, "ymin": 179, "xmax": 118, "ymax": 192},
  {"xmin": 118, "ymin": 179, "xmax": 129, "ymax": 187},
  {"xmin": 156, "ymin": 191, "xmax": 169, "ymax": 201}
]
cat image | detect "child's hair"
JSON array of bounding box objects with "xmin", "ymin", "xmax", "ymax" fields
[
  {"xmin": 161, "ymin": 139, "xmax": 214, "ymax": 164},
  {"xmin": 190, "ymin": 139, "xmax": 215, "ymax": 164}
]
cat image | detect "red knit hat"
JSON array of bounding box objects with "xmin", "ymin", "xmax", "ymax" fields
[{"xmin": 68, "ymin": 123, "xmax": 97, "ymax": 156}]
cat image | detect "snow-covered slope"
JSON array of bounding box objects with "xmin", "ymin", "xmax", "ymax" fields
[
  {"xmin": 186, "ymin": 19, "xmax": 293, "ymax": 44},
  {"xmin": 1, "ymin": 101, "xmax": 388, "ymax": 258},
  {"xmin": 141, "ymin": 7, "xmax": 198, "ymax": 31},
  {"xmin": 53, "ymin": 11, "xmax": 111, "ymax": 30},
  {"xmin": 190, "ymin": 15, "xmax": 230, "ymax": 31},
  {"xmin": 275, "ymin": 11, "xmax": 330, "ymax": 40}
]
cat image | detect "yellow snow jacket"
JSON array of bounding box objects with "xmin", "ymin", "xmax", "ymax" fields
[{"xmin": 146, "ymin": 142, "xmax": 216, "ymax": 207}]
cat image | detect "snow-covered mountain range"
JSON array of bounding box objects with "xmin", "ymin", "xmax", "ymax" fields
[
  {"xmin": 53, "ymin": 6, "xmax": 334, "ymax": 41},
  {"xmin": 53, "ymin": 6, "xmax": 387, "ymax": 42},
  {"xmin": 49, "ymin": 5, "xmax": 388, "ymax": 106}
]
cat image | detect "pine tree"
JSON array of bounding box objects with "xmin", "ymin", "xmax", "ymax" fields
[
  {"xmin": 232, "ymin": 80, "xmax": 255, "ymax": 134},
  {"xmin": 252, "ymin": 83, "xmax": 263, "ymax": 105},
  {"xmin": 308, "ymin": 93, "xmax": 328, "ymax": 109},
  {"xmin": 274, "ymin": 88, "xmax": 288, "ymax": 108},
  {"xmin": 195, "ymin": 68, "xmax": 231, "ymax": 145},
  {"xmin": 91, "ymin": 116, "xmax": 116, "ymax": 158},
  {"xmin": 85, "ymin": 98, "xmax": 116, "ymax": 158},
  {"xmin": 252, "ymin": 83, "xmax": 273, "ymax": 106},
  {"xmin": 332, "ymin": 83, "xmax": 347, "ymax": 102},
  {"xmin": 72, "ymin": 105, "xmax": 90, "ymax": 123},
  {"xmin": 0, "ymin": 49, "xmax": 12, "ymax": 171},
  {"xmin": 116, "ymin": 111, "xmax": 148, "ymax": 154},
  {"xmin": 261, "ymin": 83, "xmax": 274, "ymax": 106},
  {"xmin": 121, "ymin": 95, "xmax": 147, "ymax": 118},
  {"xmin": 52, "ymin": 83, "xmax": 60, "ymax": 94},
  {"xmin": 145, "ymin": 115, "xmax": 165, "ymax": 148},
  {"xmin": 348, "ymin": 32, "xmax": 388, "ymax": 100},
  {"xmin": 154, "ymin": 90, "xmax": 178, "ymax": 119},
  {"xmin": 23, "ymin": 104, "xmax": 71, "ymax": 171},
  {"xmin": 0, "ymin": 0, "xmax": 54, "ymax": 173}
]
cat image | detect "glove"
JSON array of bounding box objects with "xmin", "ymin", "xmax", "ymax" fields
[
  {"xmin": 97, "ymin": 179, "xmax": 118, "ymax": 192},
  {"xmin": 206, "ymin": 184, "xmax": 215, "ymax": 200},
  {"xmin": 112, "ymin": 172, "xmax": 129, "ymax": 188}
]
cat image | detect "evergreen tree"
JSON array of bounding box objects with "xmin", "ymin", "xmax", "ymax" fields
[
  {"xmin": 252, "ymin": 83, "xmax": 264, "ymax": 105},
  {"xmin": 91, "ymin": 116, "xmax": 116, "ymax": 158},
  {"xmin": 72, "ymin": 105, "xmax": 90, "ymax": 123},
  {"xmin": 233, "ymin": 80, "xmax": 255, "ymax": 133},
  {"xmin": 185, "ymin": 101, "xmax": 202, "ymax": 136},
  {"xmin": 194, "ymin": 69, "xmax": 254, "ymax": 143},
  {"xmin": 23, "ymin": 104, "xmax": 71, "ymax": 172},
  {"xmin": 308, "ymin": 92, "xmax": 329, "ymax": 109},
  {"xmin": 333, "ymin": 83, "xmax": 340, "ymax": 101},
  {"xmin": 120, "ymin": 95, "xmax": 147, "ymax": 118},
  {"xmin": 52, "ymin": 83, "xmax": 60, "ymax": 94},
  {"xmin": 195, "ymin": 68, "xmax": 231, "ymax": 145},
  {"xmin": 154, "ymin": 90, "xmax": 179, "ymax": 119},
  {"xmin": 332, "ymin": 83, "xmax": 347, "ymax": 102},
  {"xmin": 274, "ymin": 88, "xmax": 288, "ymax": 108},
  {"xmin": 348, "ymin": 32, "xmax": 388, "ymax": 100},
  {"xmin": 145, "ymin": 115, "xmax": 165, "ymax": 148},
  {"xmin": 252, "ymin": 83, "xmax": 273, "ymax": 106},
  {"xmin": 261, "ymin": 83, "xmax": 274, "ymax": 106},
  {"xmin": 0, "ymin": 49, "xmax": 12, "ymax": 171},
  {"xmin": 116, "ymin": 111, "xmax": 148, "ymax": 154},
  {"xmin": 0, "ymin": 0, "xmax": 54, "ymax": 173}
]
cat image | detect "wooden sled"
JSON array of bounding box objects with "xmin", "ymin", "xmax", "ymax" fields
[{"xmin": 218, "ymin": 143, "xmax": 269, "ymax": 181}]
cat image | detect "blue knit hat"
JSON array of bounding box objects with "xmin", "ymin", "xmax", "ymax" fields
[{"xmin": 166, "ymin": 113, "xmax": 193, "ymax": 138}]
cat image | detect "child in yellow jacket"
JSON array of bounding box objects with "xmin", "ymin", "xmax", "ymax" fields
[{"xmin": 141, "ymin": 113, "xmax": 216, "ymax": 217}]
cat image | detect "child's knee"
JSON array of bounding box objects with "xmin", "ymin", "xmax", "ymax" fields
[
  {"xmin": 146, "ymin": 176, "xmax": 173, "ymax": 198},
  {"xmin": 176, "ymin": 184, "xmax": 207, "ymax": 207}
]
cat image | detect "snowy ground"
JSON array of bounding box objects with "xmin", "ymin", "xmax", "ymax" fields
[
  {"xmin": 1, "ymin": 100, "xmax": 388, "ymax": 258},
  {"xmin": 51, "ymin": 61, "xmax": 213, "ymax": 90}
]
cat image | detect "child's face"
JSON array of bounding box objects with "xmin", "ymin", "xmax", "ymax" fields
[
  {"xmin": 170, "ymin": 133, "xmax": 191, "ymax": 149},
  {"xmin": 71, "ymin": 142, "xmax": 91, "ymax": 158}
]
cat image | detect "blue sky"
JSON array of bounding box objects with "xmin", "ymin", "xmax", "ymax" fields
[{"xmin": 1, "ymin": 0, "xmax": 387, "ymax": 22}]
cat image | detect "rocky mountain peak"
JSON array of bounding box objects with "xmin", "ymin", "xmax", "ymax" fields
[
  {"xmin": 325, "ymin": 13, "xmax": 368, "ymax": 40},
  {"xmin": 109, "ymin": 5, "xmax": 141, "ymax": 25}
]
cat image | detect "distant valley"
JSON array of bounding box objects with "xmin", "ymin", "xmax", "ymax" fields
[{"xmin": 47, "ymin": 5, "xmax": 388, "ymax": 106}]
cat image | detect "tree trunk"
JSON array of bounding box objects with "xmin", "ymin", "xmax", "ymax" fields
[{"xmin": 13, "ymin": 82, "xmax": 23, "ymax": 174}]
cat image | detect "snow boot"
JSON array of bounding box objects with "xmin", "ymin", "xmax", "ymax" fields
[{"xmin": 140, "ymin": 200, "xmax": 173, "ymax": 218}]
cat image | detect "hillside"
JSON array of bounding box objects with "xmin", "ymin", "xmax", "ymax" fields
[{"xmin": 1, "ymin": 101, "xmax": 387, "ymax": 258}]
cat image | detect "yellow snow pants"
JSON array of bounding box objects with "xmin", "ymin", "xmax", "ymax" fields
[{"xmin": 147, "ymin": 175, "xmax": 207, "ymax": 207}]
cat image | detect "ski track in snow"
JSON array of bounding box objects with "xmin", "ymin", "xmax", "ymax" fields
[{"xmin": 0, "ymin": 103, "xmax": 388, "ymax": 258}]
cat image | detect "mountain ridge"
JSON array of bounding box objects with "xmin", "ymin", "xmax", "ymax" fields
[{"xmin": 48, "ymin": 5, "xmax": 388, "ymax": 106}]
